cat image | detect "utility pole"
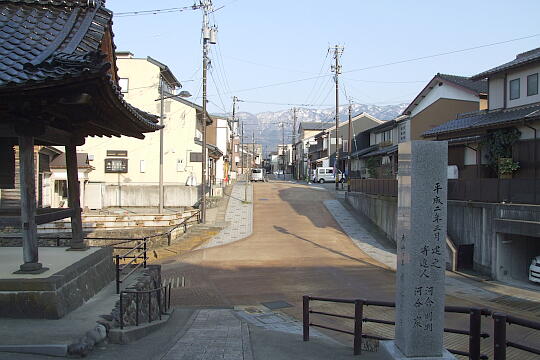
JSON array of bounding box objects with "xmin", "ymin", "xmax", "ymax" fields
[
  {"xmin": 158, "ymin": 74, "xmax": 165, "ymax": 214},
  {"xmin": 280, "ymin": 122, "xmax": 285, "ymax": 179},
  {"xmin": 347, "ymin": 100, "xmax": 352, "ymax": 192},
  {"xmin": 230, "ymin": 96, "xmax": 238, "ymax": 184},
  {"xmin": 199, "ymin": 0, "xmax": 217, "ymax": 223},
  {"xmin": 240, "ymin": 122, "xmax": 244, "ymax": 177},
  {"xmin": 251, "ymin": 132, "xmax": 255, "ymax": 173},
  {"xmin": 330, "ymin": 45, "xmax": 344, "ymax": 190},
  {"xmin": 292, "ymin": 108, "xmax": 297, "ymax": 180}
]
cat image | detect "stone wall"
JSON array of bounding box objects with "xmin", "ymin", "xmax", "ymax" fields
[
  {"xmin": 117, "ymin": 265, "xmax": 164, "ymax": 327},
  {"xmin": 0, "ymin": 247, "xmax": 114, "ymax": 319}
]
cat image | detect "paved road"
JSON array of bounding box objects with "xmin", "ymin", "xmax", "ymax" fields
[
  {"xmin": 158, "ymin": 181, "xmax": 538, "ymax": 359},
  {"xmin": 161, "ymin": 181, "xmax": 395, "ymax": 309}
]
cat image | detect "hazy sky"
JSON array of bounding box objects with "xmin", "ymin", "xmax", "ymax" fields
[{"xmin": 107, "ymin": 0, "xmax": 540, "ymax": 114}]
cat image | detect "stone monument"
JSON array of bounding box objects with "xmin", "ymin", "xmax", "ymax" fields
[{"xmin": 381, "ymin": 141, "xmax": 455, "ymax": 359}]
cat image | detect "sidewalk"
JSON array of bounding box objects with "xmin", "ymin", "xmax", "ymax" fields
[
  {"xmin": 323, "ymin": 197, "xmax": 540, "ymax": 314},
  {"xmin": 199, "ymin": 182, "xmax": 253, "ymax": 249}
]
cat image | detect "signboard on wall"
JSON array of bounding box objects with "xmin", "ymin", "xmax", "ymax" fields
[
  {"xmin": 105, "ymin": 158, "xmax": 128, "ymax": 173},
  {"xmin": 106, "ymin": 150, "xmax": 128, "ymax": 157}
]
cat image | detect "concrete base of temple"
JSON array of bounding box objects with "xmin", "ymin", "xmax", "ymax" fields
[
  {"xmin": 0, "ymin": 246, "xmax": 114, "ymax": 319},
  {"xmin": 380, "ymin": 341, "xmax": 457, "ymax": 360}
]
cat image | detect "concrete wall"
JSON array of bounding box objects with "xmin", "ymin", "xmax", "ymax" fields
[
  {"xmin": 346, "ymin": 190, "xmax": 540, "ymax": 282},
  {"xmin": 345, "ymin": 191, "xmax": 397, "ymax": 244},
  {"xmin": 103, "ymin": 184, "xmax": 199, "ymax": 207}
]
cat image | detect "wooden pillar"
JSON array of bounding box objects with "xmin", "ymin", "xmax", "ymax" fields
[
  {"xmin": 16, "ymin": 136, "xmax": 47, "ymax": 273},
  {"xmin": 65, "ymin": 145, "xmax": 86, "ymax": 249}
]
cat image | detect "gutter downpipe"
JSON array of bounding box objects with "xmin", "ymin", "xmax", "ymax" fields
[{"xmin": 524, "ymin": 121, "xmax": 537, "ymax": 203}]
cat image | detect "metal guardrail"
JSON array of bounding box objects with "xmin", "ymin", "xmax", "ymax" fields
[
  {"xmin": 303, "ymin": 296, "xmax": 495, "ymax": 359},
  {"xmin": 119, "ymin": 283, "xmax": 171, "ymax": 329}
]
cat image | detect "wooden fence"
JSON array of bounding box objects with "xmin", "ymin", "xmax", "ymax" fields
[{"xmin": 349, "ymin": 178, "xmax": 540, "ymax": 205}]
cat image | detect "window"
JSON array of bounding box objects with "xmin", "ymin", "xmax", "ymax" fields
[
  {"xmin": 326, "ymin": 169, "xmax": 334, "ymax": 174},
  {"xmin": 139, "ymin": 160, "xmax": 145, "ymax": 173},
  {"xmin": 527, "ymin": 73, "xmax": 538, "ymax": 96},
  {"xmin": 399, "ymin": 123, "xmax": 407, "ymax": 143},
  {"xmin": 509, "ymin": 78, "xmax": 520, "ymax": 100},
  {"xmin": 343, "ymin": 140, "xmax": 349, "ymax": 152},
  {"xmin": 190, "ymin": 152, "xmax": 203, "ymax": 162},
  {"xmin": 118, "ymin": 78, "xmax": 129, "ymax": 93}
]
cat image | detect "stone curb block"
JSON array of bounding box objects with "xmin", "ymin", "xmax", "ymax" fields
[
  {"xmin": 108, "ymin": 311, "xmax": 173, "ymax": 344},
  {"xmin": 0, "ymin": 344, "xmax": 68, "ymax": 357}
]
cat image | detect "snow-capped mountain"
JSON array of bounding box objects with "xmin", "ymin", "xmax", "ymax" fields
[{"xmin": 235, "ymin": 103, "xmax": 408, "ymax": 153}]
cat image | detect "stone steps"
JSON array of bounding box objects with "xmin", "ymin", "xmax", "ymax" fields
[{"xmin": 148, "ymin": 225, "xmax": 222, "ymax": 263}]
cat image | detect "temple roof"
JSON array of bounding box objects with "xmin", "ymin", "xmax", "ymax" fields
[{"xmin": 0, "ymin": 0, "xmax": 161, "ymax": 142}]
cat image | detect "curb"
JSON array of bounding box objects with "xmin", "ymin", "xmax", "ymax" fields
[
  {"xmin": 0, "ymin": 344, "xmax": 68, "ymax": 358},
  {"xmin": 108, "ymin": 310, "xmax": 174, "ymax": 344}
]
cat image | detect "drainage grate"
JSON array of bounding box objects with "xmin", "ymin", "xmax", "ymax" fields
[
  {"xmin": 259, "ymin": 198, "xmax": 269, "ymax": 201},
  {"xmin": 261, "ymin": 300, "xmax": 293, "ymax": 310}
]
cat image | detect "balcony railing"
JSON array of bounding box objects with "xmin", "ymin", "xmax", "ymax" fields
[{"xmin": 349, "ymin": 178, "xmax": 540, "ymax": 205}]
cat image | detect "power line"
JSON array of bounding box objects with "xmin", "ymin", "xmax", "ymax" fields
[
  {"xmin": 304, "ymin": 49, "xmax": 331, "ymax": 105},
  {"xmin": 115, "ymin": 5, "xmax": 200, "ymax": 18},
  {"xmin": 345, "ymin": 33, "xmax": 540, "ymax": 74},
  {"xmin": 342, "ymin": 77, "xmax": 428, "ymax": 84},
  {"xmin": 239, "ymin": 99, "xmax": 333, "ymax": 107},
  {"xmin": 226, "ymin": 33, "xmax": 540, "ymax": 94}
]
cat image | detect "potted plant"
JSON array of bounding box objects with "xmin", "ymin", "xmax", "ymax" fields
[{"xmin": 498, "ymin": 157, "xmax": 519, "ymax": 179}]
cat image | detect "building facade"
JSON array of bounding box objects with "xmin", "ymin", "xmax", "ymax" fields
[{"xmin": 79, "ymin": 53, "xmax": 214, "ymax": 208}]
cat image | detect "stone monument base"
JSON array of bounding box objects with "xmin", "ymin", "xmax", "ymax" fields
[
  {"xmin": 380, "ymin": 341, "xmax": 457, "ymax": 360},
  {"xmin": 0, "ymin": 246, "xmax": 114, "ymax": 319}
]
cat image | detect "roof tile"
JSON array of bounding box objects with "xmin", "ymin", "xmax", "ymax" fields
[{"xmin": 424, "ymin": 103, "xmax": 540, "ymax": 137}]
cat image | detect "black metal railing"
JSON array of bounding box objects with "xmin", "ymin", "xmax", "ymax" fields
[
  {"xmin": 303, "ymin": 296, "xmax": 493, "ymax": 359},
  {"xmin": 112, "ymin": 210, "xmax": 201, "ymax": 293},
  {"xmin": 119, "ymin": 283, "xmax": 172, "ymax": 329},
  {"xmin": 39, "ymin": 209, "xmax": 201, "ymax": 293},
  {"xmin": 114, "ymin": 238, "xmax": 149, "ymax": 294},
  {"xmin": 493, "ymin": 313, "xmax": 540, "ymax": 360}
]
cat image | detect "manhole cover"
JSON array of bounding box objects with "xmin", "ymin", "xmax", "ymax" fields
[{"xmin": 261, "ymin": 300, "xmax": 293, "ymax": 310}]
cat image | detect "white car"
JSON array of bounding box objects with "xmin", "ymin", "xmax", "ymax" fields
[
  {"xmin": 251, "ymin": 168, "xmax": 266, "ymax": 182},
  {"xmin": 312, "ymin": 167, "xmax": 345, "ymax": 183},
  {"xmin": 529, "ymin": 256, "xmax": 540, "ymax": 283}
]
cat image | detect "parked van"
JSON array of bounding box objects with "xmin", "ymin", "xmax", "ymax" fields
[
  {"xmin": 251, "ymin": 168, "xmax": 266, "ymax": 182},
  {"xmin": 312, "ymin": 167, "xmax": 345, "ymax": 183}
]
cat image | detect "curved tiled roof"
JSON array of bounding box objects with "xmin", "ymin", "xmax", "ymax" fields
[
  {"xmin": 0, "ymin": 0, "xmax": 161, "ymax": 137},
  {"xmin": 423, "ymin": 103, "xmax": 540, "ymax": 137},
  {"xmin": 471, "ymin": 48, "xmax": 540, "ymax": 80},
  {"xmin": 437, "ymin": 73, "xmax": 488, "ymax": 94}
]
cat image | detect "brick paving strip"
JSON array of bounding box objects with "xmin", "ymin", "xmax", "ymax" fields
[
  {"xmin": 199, "ymin": 183, "xmax": 253, "ymax": 249},
  {"xmin": 160, "ymin": 309, "xmax": 253, "ymax": 360}
]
